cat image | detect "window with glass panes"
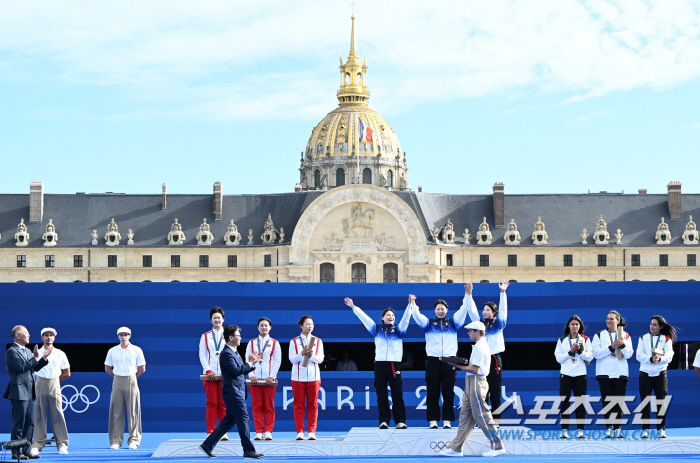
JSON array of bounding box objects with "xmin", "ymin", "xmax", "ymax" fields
[
  {"xmin": 383, "ymin": 263, "xmax": 398, "ymax": 283},
  {"xmin": 264, "ymin": 255, "xmax": 272, "ymax": 267},
  {"xmin": 598, "ymin": 255, "xmax": 607, "ymax": 267},
  {"xmin": 142, "ymin": 255, "xmax": 152, "ymax": 268},
  {"xmin": 536, "ymin": 255, "xmax": 545, "ymax": 267},
  {"xmin": 631, "ymin": 254, "xmax": 641, "ymax": 266},
  {"xmin": 108, "ymin": 255, "xmax": 117, "ymax": 267},
  {"xmin": 74, "ymin": 255, "xmax": 83, "ymax": 267},
  {"xmin": 688, "ymin": 254, "xmax": 697, "ymax": 267},
  {"xmin": 351, "ymin": 263, "xmax": 367, "ymax": 283},
  {"xmin": 659, "ymin": 254, "xmax": 668, "ymax": 266},
  {"xmin": 446, "ymin": 254, "xmax": 453, "ymax": 266},
  {"xmin": 320, "ymin": 263, "xmax": 335, "ymax": 282},
  {"xmin": 508, "ymin": 255, "xmax": 517, "ymax": 267},
  {"xmin": 480, "ymin": 255, "xmax": 489, "ymax": 267},
  {"xmin": 199, "ymin": 255, "xmax": 209, "ymax": 268},
  {"xmin": 17, "ymin": 255, "xmax": 26, "ymax": 268},
  {"xmin": 45, "ymin": 255, "xmax": 55, "ymax": 268},
  {"xmin": 228, "ymin": 255, "xmax": 237, "ymax": 268},
  {"xmin": 563, "ymin": 254, "xmax": 573, "ymax": 266},
  {"xmin": 171, "ymin": 255, "xmax": 180, "ymax": 267}
]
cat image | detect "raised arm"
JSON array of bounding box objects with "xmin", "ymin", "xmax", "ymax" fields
[
  {"xmin": 463, "ymin": 283, "xmax": 479, "ymax": 323},
  {"xmin": 6, "ymin": 348, "xmax": 47, "ymax": 374},
  {"xmin": 346, "ymin": 297, "xmax": 377, "ymax": 337},
  {"xmin": 397, "ymin": 303, "xmax": 412, "ymax": 337},
  {"xmin": 497, "ymin": 281, "xmax": 508, "ymax": 326},
  {"xmin": 411, "ymin": 302, "xmax": 429, "ymax": 331}
]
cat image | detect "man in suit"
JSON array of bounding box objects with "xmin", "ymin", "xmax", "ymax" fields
[
  {"xmin": 4, "ymin": 325, "xmax": 51, "ymax": 460},
  {"xmin": 200, "ymin": 324, "xmax": 264, "ymax": 459}
]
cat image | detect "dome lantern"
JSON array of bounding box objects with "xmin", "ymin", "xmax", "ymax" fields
[{"xmin": 337, "ymin": 16, "xmax": 369, "ymax": 107}]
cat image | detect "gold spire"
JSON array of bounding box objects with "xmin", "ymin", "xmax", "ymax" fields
[{"xmin": 338, "ymin": 15, "xmax": 369, "ymax": 107}]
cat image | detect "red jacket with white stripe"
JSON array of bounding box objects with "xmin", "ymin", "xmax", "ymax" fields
[
  {"xmin": 289, "ymin": 334, "xmax": 324, "ymax": 382},
  {"xmin": 199, "ymin": 328, "xmax": 224, "ymax": 375},
  {"xmin": 245, "ymin": 335, "xmax": 281, "ymax": 380}
]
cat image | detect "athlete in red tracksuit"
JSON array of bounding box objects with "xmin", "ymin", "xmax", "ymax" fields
[
  {"xmin": 199, "ymin": 307, "xmax": 227, "ymax": 436},
  {"xmin": 289, "ymin": 315, "xmax": 324, "ymax": 441},
  {"xmin": 245, "ymin": 317, "xmax": 281, "ymax": 440}
]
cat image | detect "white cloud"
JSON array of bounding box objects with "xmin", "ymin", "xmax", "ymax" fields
[
  {"xmin": 576, "ymin": 110, "xmax": 609, "ymax": 122},
  {"xmin": 1, "ymin": 0, "xmax": 700, "ymax": 120}
]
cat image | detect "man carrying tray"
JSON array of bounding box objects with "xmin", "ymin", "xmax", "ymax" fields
[{"xmin": 441, "ymin": 321, "xmax": 506, "ymax": 457}]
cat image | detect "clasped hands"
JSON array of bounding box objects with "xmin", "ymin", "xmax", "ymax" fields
[{"xmin": 33, "ymin": 345, "xmax": 52, "ymax": 360}]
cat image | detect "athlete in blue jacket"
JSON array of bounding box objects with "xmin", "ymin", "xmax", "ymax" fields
[
  {"xmin": 412, "ymin": 294, "xmax": 470, "ymax": 429},
  {"xmin": 346, "ymin": 296, "xmax": 412, "ymax": 429}
]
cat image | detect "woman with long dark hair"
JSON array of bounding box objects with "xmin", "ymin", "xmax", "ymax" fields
[
  {"xmin": 592, "ymin": 310, "xmax": 633, "ymax": 438},
  {"xmin": 636, "ymin": 315, "xmax": 676, "ymax": 438},
  {"xmin": 345, "ymin": 295, "xmax": 412, "ymax": 429},
  {"xmin": 554, "ymin": 315, "xmax": 593, "ymax": 439}
]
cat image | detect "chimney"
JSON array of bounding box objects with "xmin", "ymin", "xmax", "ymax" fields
[
  {"xmin": 294, "ymin": 183, "xmax": 302, "ymax": 193},
  {"xmin": 417, "ymin": 185, "xmax": 423, "ymax": 193},
  {"xmin": 638, "ymin": 189, "xmax": 647, "ymax": 195},
  {"xmin": 493, "ymin": 182, "xmax": 505, "ymax": 228},
  {"xmin": 213, "ymin": 181, "xmax": 223, "ymax": 221},
  {"xmin": 29, "ymin": 182, "xmax": 44, "ymax": 223},
  {"xmin": 667, "ymin": 181, "xmax": 682, "ymax": 219},
  {"xmin": 161, "ymin": 183, "xmax": 167, "ymax": 210}
]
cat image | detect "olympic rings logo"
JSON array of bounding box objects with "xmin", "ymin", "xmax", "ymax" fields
[
  {"xmin": 430, "ymin": 441, "xmax": 451, "ymax": 452},
  {"xmin": 60, "ymin": 385, "xmax": 100, "ymax": 413}
]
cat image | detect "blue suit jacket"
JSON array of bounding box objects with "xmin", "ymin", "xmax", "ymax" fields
[
  {"xmin": 4, "ymin": 344, "xmax": 48, "ymax": 401},
  {"xmin": 220, "ymin": 344, "xmax": 254, "ymax": 403}
]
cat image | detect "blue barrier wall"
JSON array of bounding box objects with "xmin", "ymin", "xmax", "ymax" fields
[{"xmin": 1, "ymin": 282, "xmax": 699, "ymax": 432}]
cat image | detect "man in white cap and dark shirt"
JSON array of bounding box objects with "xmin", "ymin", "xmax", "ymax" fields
[
  {"xmin": 442, "ymin": 321, "xmax": 506, "ymax": 457},
  {"xmin": 104, "ymin": 327, "xmax": 146, "ymax": 450},
  {"xmin": 30, "ymin": 328, "xmax": 71, "ymax": 456}
]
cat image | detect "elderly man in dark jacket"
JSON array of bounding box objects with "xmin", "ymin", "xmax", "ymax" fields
[{"xmin": 4, "ymin": 325, "xmax": 51, "ymax": 460}]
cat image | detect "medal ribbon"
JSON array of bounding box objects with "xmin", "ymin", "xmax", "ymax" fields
[
  {"xmin": 257, "ymin": 337, "xmax": 270, "ymax": 365},
  {"xmin": 569, "ymin": 334, "xmax": 579, "ymax": 362},
  {"xmin": 211, "ymin": 329, "xmax": 223, "ymax": 356},
  {"xmin": 299, "ymin": 335, "xmax": 306, "ymax": 349},
  {"xmin": 652, "ymin": 333, "xmax": 662, "ymax": 350}
]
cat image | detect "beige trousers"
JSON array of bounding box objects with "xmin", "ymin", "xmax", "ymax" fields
[
  {"xmin": 449, "ymin": 374, "xmax": 502, "ymax": 452},
  {"xmin": 32, "ymin": 377, "xmax": 69, "ymax": 451},
  {"xmin": 108, "ymin": 375, "xmax": 142, "ymax": 446}
]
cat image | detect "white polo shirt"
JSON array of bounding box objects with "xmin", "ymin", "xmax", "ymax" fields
[
  {"xmin": 694, "ymin": 350, "xmax": 700, "ymax": 368},
  {"xmin": 36, "ymin": 346, "xmax": 70, "ymax": 379},
  {"xmin": 467, "ymin": 337, "xmax": 490, "ymax": 376},
  {"xmin": 105, "ymin": 343, "xmax": 146, "ymax": 377}
]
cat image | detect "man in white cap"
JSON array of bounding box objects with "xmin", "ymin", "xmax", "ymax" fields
[
  {"xmin": 105, "ymin": 327, "xmax": 146, "ymax": 450},
  {"xmin": 442, "ymin": 321, "xmax": 506, "ymax": 457},
  {"xmin": 30, "ymin": 328, "xmax": 71, "ymax": 456}
]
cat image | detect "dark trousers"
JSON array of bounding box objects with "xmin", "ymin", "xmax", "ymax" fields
[
  {"xmin": 375, "ymin": 361, "xmax": 406, "ymax": 425},
  {"xmin": 203, "ymin": 392, "xmax": 254, "ymax": 454},
  {"xmin": 639, "ymin": 373, "xmax": 668, "ymax": 430},
  {"xmin": 597, "ymin": 377, "xmax": 628, "ymax": 430},
  {"xmin": 559, "ymin": 374, "xmax": 587, "ymax": 430},
  {"xmin": 11, "ymin": 399, "xmax": 34, "ymax": 456},
  {"xmin": 486, "ymin": 354, "xmax": 502, "ymax": 421},
  {"xmin": 425, "ymin": 357, "xmax": 456, "ymax": 422}
]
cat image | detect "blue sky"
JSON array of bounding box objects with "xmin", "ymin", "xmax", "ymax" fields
[{"xmin": 2, "ymin": 1, "xmax": 700, "ymax": 196}]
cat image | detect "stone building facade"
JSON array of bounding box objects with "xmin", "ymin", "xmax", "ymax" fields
[{"xmin": 1, "ymin": 19, "xmax": 699, "ymax": 284}]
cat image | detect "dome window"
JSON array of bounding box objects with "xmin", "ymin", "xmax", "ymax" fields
[
  {"xmin": 357, "ymin": 73, "xmax": 362, "ymax": 85},
  {"xmin": 315, "ymin": 170, "xmax": 321, "ymax": 188},
  {"xmin": 336, "ymin": 168, "xmax": 345, "ymax": 186},
  {"xmin": 362, "ymin": 168, "xmax": 372, "ymax": 185},
  {"xmin": 387, "ymin": 170, "xmax": 393, "ymax": 187},
  {"xmin": 345, "ymin": 73, "xmax": 350, "ymax": 85}
]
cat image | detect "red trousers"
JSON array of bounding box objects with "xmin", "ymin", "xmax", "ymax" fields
[
  {"xmin": 203, "ymin": 379, "xmax": 226, "ymax": 434},
  {"xmin": 249, "ymin": 384, "xmax": 277, "ymax": 433},
  {"xmin": 291, "ymin": 380, "xmax": 320, "ymax": 433}
]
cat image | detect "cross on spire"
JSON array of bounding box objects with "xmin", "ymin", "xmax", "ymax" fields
[{"xmin": 350, "ymin": 1, "xmax": 356, "ymax": 15}]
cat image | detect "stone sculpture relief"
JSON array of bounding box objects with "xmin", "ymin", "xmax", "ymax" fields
[
  {"xmin": 442, "ymin": 219, "xmax": 455, "ymax": 244},
  {"xmin": 104, "ymin": 218, "xmax": 121, "ymax": 246},
  {"xmin": 15, "ymin": 219, "xmax": 29, "ymax": 247},
  {"xmin": 197, "ymin": 218, "xmax": 214, "ymax": 246},
  {"xmin": 655, "ymin": 217, "xmax": 671, "ymax": 245},
  {"xmin": 288, "ymin": 276, "xmax": 310, "ymax": 282},
  {"xmin": 42, "ymin": 219, "xmax": 57, "ymax": 247},
  {"xmin": 615, "ymin": 229, "xmax": 623, "ymax": 245},
  {"xmin": 319, "ymin": 233, "xmax": 344, "ymax": 251},
  {"xmin": 374, "ymin": 232, "xmax": 397, "ymax": 251},
  {"xmin": 342, "ymin": 204, "xmax": 375, "ymax": 238},
  {"xmin": 431, "ymin": 226, "xmax": 441, "ymax": 244},
  {"xmin": 593, "ymin": 216, "xmax": 609, "ymax": 245},
  {"xmin": 224, "ymin": 219, "xmax": 242, "ymax": 246},
  {"xmin": 531, "ymin": 217, "xmax": 548, "ymax": 245},
  {"xmin": 313, "ymin": 253, "xmax": 340, "ymax": 262},
  {"xmin": 347, "ymin": 253, "xmax": 371, "ymax": 264},
  {"xmin": 476, "ymin": 218, "xmax": 492, "ymax": 245},
  {"xmin": 168, "ymin": 219, "xmax": 186, "ymax": 245},
  {"xmin": 504, "ymin": 219, "xmax": 521, "ymax": 246},
  {"xmin": 682, "ymin": 216, "xmax": 699, "ymax": 245},
  {"xmin": 261, "ymin": 214, "xmax": 277, "ymax": 244}
]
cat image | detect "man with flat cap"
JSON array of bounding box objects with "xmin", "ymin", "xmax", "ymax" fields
[
  {"xmin": 105, "ymin": 327, "xmax": 146, "ymax": 450},
  {"xmin": 30, "ymin": 328, "xmax": 71, "ymax": 456},
  {"xmin": 200, "ymin": 324, "xmax": 264, "ymax": 459},
  {"xmin": 4, "ymin": 325, "xmax": 51, "ymax": 460}
]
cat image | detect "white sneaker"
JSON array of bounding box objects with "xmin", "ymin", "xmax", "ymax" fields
[
  {"xmin": 129, "ymin": 443, "xmax": 138, "ymax": 450},
  {"xmin": 641, "ymin": 430, "xmax": 649, "ymax": 439},
  {"xmin": 440, "ymin": 448, "xmax": 463, "ymax": 457},
  {"xmin": 660, "ymin": 430, "xmax": 667, "ymax": 438},
  {"xmin": 264, "ymin": 432, "xmax": 273, "ymax": 440},
  {"xmin": 561, "ymin": 429, "xmax": 570, "ymax": 439},
  {"xmin": 443, "ymin": 421, "xmax": 452, "ymax": 429},
  {"xmin": 396, "ymin": 422, "xmax": 408, "ymax": 429},
  {"xmin": 111, "ymin": 444, "xmax": 120, "ymax": 450},
  {"xmin": 296, "ymin": 432, "xmax": 305, "ymax": 440},
  {"xmin": 58, "ymin": 447, "xmax": 68, "ymax": 455},
  {"xmin": 30, "ymin": 448, "xmax": 40, "ymax": 456},
  {"xmin": 604, "ymin": 428, "xmax": 612, "ymax": 439},
  {"xmin": 483, "ymin": 446, "xmax": 507, "ymax": 457},
  {"xmin": 254, "ymin": 433, "xmax": 263, "ymax": 440},
  {"xmin": 308, "ymin": 432, "xmax": 317, "ymax": 440},
  {"xmin": 576, "ymin": 430, "xmax": 584, "ymax": 439},
  {"xmin": 221, "ymin": 433, "xmax": 229, "ymax": 441},
  {"xmin": 379, "ymin": 422, "xmax": 389, "ymax": 429},
  {"xmin": 430, "ymin": 420, "xmax": 438, "ymax": 429},
  {"xmin": 614, "ymin": 428, "xmax": 622, "ymax": 439}
]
